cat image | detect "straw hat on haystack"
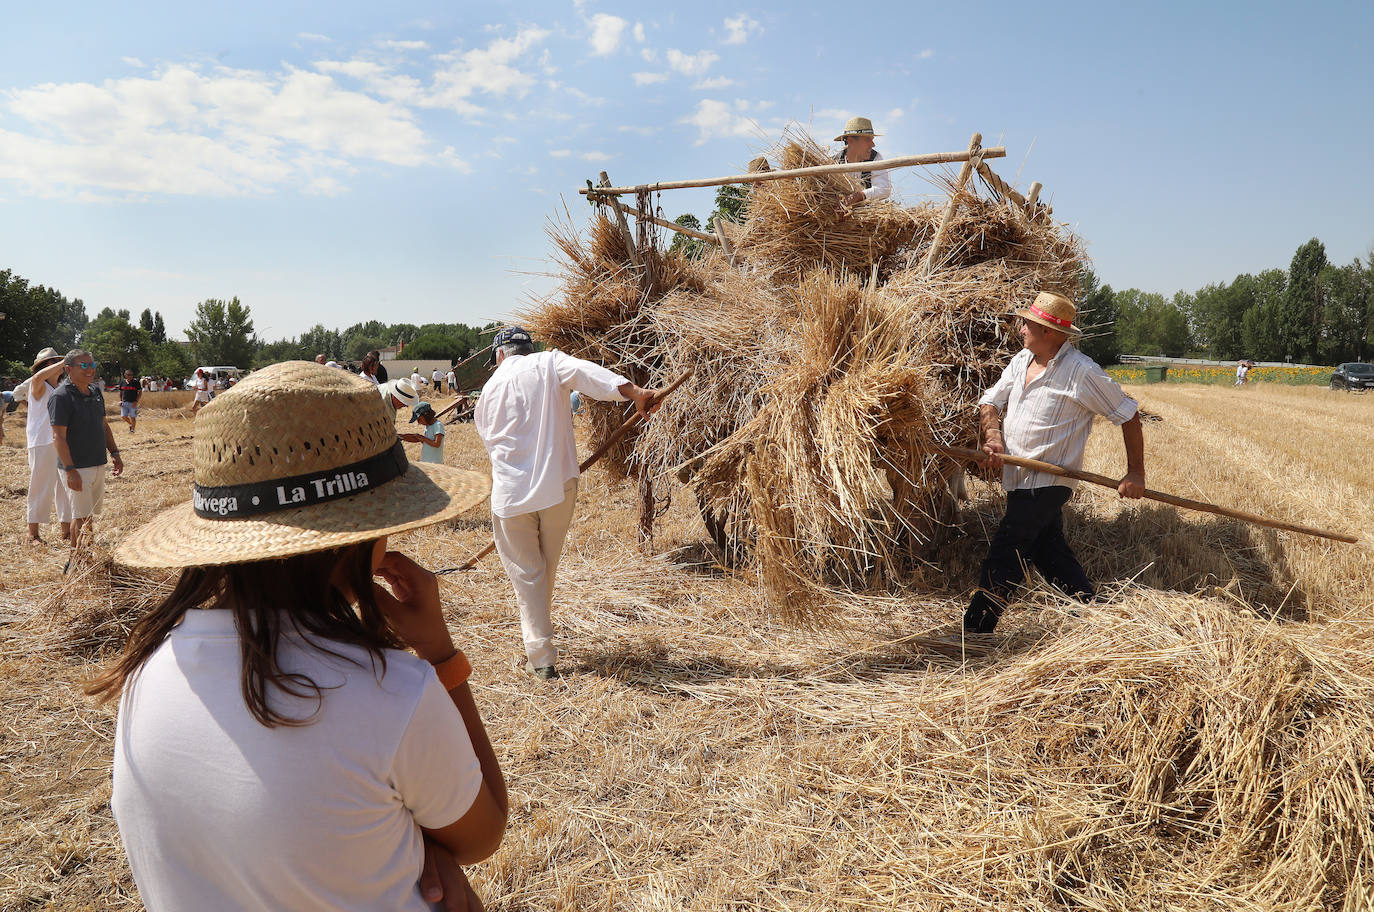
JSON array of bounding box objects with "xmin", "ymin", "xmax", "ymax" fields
[
  {"xmin": 115, "ymin": 360, "xmax": 488, "ymax": 568},
  {"xmin": 1017, "ymin": 291, "xmax": 1082, "ymax": 336},
  {"xmin": 834, "ymin": 116, "xmax": 881, "ymax": 142}
]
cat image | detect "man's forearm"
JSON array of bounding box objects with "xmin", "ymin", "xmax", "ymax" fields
[
  {"xmin": 1121, "ymin": 414, "xmax": 1145, "ymax": 476},
  {"xmin": 979, "ymin": 404, "xmax": 1003, "ymax": 445}
]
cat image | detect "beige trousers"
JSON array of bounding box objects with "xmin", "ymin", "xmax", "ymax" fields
[
  {"xmin": 27, "ymin": 443, "xmax": 73, "ymax": 524},
  {"xmin": 491, "ymin": 479, "xmax": 578, "ymax": 669}
]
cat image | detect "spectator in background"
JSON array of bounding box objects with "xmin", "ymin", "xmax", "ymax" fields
[
  {"xmin": 49, "ymin": 350, "xmax": 123, "ymax": 554},
  {"xmin": 315, "ymin": 353, "xmax": 327, "ymax": 365},
  {"xmin": 192, "ymin": 369, "xmax": 212, "ymax": 415},
  {"xmin": 401, "ymin": 401, "xmax": 446, "ymax": 464},
  {"xmin": 24, "ymin": 348, "xmax": 73, "ymax": 544},
  {"xmin": 367, "ymin": 349, "xmax": 389, "ymax": 383},
  {"xmin": 119, "ymin": 370, "xmax": 143, "ymax": 434},
  {"xmin": 446, "ymin": 366, "xmax": 457, "ymax": 394},
  {"xmin": 359, "ymin": 353, "xmax": 381, "ymax": 385},
  {"xmin": 378, "ymin": 378, "xmax": 419, "ymax": 420}
]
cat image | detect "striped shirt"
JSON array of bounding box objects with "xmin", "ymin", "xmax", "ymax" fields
[{"xmin": 979, "ymin": 344, "xmax": 1137, "ymax": 491}]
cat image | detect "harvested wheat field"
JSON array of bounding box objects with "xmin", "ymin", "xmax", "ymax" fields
[{"xmin": 2, "ymin": 381, "xmax": 1372, "ymax": 911}]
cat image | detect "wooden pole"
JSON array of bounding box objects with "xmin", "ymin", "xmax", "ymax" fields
[
  {"xmin": 603, "ymin": 198, "xmax": 717, "ymax": 243},
  {"xmin": 600, "ymin": 171, "xmax": 641, "ymax": 269},
  {"xmin": 1026, "ymin": 181, "xmax": 1043, "ymax": 207},
  {"xmin": 974, "ymin": 161, "xmax": 1028, "ymax": 208},
  {"xmin": 713, "ymin": 216, "xmax": 737, "ymax": 266},
  {"xmin": 579, "ymin": 146, "xmax": 1007, "ymax": 197},
  {"xmin": 920, "ymin": 133, "xmax": 983, "ymax": 275},
  {"xmin": 439, "ymin": 369, "xmax": 695, "ymax": 574},
  {"xmin": 930, "ymin": 443, "xmax": 1359, "ymax": 544}
]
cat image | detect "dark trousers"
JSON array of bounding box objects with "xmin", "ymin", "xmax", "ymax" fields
[{"xmin": 965, "ymin": 486, "xmax": 1094, "ymax": 633}]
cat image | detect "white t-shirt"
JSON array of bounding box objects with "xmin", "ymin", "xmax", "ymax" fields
[
  {"xmin": 446, "ymin": 371, "xmax": 456, "ymax": 388},
  {"xmin": 474, "ymin": 350, "xmax": 629, "ymax": 518},
  {"xmin": 26, "ymin": 380, "xmax": 57, "ymax": 448},
  {"xmin": 112, "ymin": 609, "xmax": 482, "ymax": 912}
]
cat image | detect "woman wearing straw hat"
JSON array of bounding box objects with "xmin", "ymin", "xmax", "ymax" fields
[
  {"xmin": 966, "ymin": 292, "xmax": 1146, "ymax": 634},
  {"xmin": 833, "ymin": 116, "xmax": 892, "ymax": 211},
  {"xmin": 21, "ymin": 347, "xmax": 75, "ymax": 544},
  {"xmin": 91, "ymin": 361, "xmax": 507, "ymax": 911}
]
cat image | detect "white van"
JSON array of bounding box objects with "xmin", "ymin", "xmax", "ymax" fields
[{"xmin": 185, "ymin": 366, "xmax": 244, "ymax": 390}]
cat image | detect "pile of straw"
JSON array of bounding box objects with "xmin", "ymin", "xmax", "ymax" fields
[{"xmin": 521, "ymin": 129, "xmax": 1085, "ymax": 614}]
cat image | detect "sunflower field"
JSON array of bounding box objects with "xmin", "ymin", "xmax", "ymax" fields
[{"xmin": 1107, "ymin": 364, "xmax": 1334, "ymax": 386}]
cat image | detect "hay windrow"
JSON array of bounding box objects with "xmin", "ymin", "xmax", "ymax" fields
[{"xmin": 523, "ymin": 127, "xmax": 1085, "ymax": 612}]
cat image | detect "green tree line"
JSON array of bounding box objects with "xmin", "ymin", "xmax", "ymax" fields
[{"xmin": 1078, "ymin": 237, "xmax": 1373, "ymax": 365}]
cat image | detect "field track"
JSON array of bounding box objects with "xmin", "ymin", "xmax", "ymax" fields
[{"xmin": 2, "ymin": 382, "xmax": 1371, "ymax": 910}]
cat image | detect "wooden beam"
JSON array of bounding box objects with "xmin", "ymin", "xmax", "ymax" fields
[
  {"xmin": 1026, "ymin": 182, "xmax": 1043, "ymax": 207},
  {"xmin": 713, "ymin": 216, "xmax": 737, "ymax": 266},
  {"xmin": 920, "ymin": 133, "xmax": 983, "ymax": 275},
  {"xmin": 601, "ymin": 197, "xmax": 718, "ymax": 243},
  {"xmin": 579, "ymin": 146, "xmax": 1007, "ymax": 197},
  {"xmin": 600, "ymin": 171, "xmax": 641, "ymax": 269},
  {"xmin": 974, "ymin": 161, "xmax": 1027, "ymax": 207}
]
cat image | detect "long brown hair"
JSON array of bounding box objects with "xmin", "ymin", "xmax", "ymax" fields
[{"xmin": 88, "ymin": 541, "xmax": 402, "ymax": 727}]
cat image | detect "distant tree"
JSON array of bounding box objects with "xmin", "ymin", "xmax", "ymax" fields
[
  {"xmin": 1278, "ymin": 238, "xmax": 1328, "ymax": 362},
  {"xmin": 255, "ymin": 338, "xmax": 306, "ymax": 368},
  {"xmin": 84, "ymin": 308, "xmax": 153, "ymax": 376},
  {"xmin": 1320, "ymin": 258, "xmax": 1372, "ymax": 363},
  {"xmin": 149, "ymin": 341, "xmax": 194, "ymax": 381},
  {"xmin": 668, "ymin": 213, "xmax": 710, "ymax": 260},
  {"xmin": 1114, "ymin": 288, "xmax": 1191, "ymax": 357},
  {"xmin": 298, "ymin": 324, "xmax": 341, "ymax": 360},
  {"xmin": 0, "ymin": 269, "xmax": 88, "ymax": 368},
  {"xmin": 712, "ymin": 183, "xmax": 748, "ymax": 224},
  {"xmin": 151, "ymin": 311, "xmax": 167, "ymax": 344},
  {"xmin": 139, "ymin": 308, "xmax": 155, "ymax": 335},
  {"xmin": 186, "ymin": 297, "xmax": 258, "ymax": 367},
  {"xmin": 1076, "ymin": 269, "xmax": 1120, "ymax": 365}
]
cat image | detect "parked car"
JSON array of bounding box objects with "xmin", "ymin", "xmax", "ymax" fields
[{"xmin": 1330, "ymin": 362, "xmax": 1374, "ymax": 391}]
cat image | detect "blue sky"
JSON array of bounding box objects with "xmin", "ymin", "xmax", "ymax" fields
[{"xmin": 2, "ymin": 0, "xmax": 1371, "ymax": 341}]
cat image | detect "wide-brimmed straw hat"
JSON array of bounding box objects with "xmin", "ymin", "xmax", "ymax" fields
[
  {"xmin": 115, "ymin": 361, "xmax": 489, "ymax": 569},
  {"xmin": 1016, "ymin": 291, "xmax": 1082, "ymax": 336},
  {"xmin": 380, "ymin": 377, "xmax": 419, "ymax": 409},
  {"xmin": 30, "ymin": 347, "xmax": 63, "ymax": 373},
  {"xmin": 834, "ymin": 116, "xmax": 881, "ymax": 142}
]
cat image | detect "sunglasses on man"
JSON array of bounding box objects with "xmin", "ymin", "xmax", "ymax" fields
[{"xmin": 74, "ymin": 361, "xmax": 98, "ymax": 370}]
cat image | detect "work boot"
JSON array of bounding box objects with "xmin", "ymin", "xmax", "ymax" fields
[{"xmin": 525, "ymin": 661, "xmax": 559, "ymax": 681}]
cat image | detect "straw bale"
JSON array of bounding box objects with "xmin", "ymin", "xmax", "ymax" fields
[{"xmin": 522, "ymin": 128, "xmax": 1087, "ymax": 613}]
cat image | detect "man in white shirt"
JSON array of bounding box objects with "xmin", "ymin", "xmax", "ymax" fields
[
  {"xmin": 833, "ymin": 116, "xmax": 892, "ymax": 213},
  {"xmin": 446, "ymin": 367, "xmax": 457, "ymax": 393},
  {"xmin": 968, "ymin": 292, "xmax": 1146, "ymax": 634},
  {"xmin": 432, "ymin": 367, "xmax": 445, "ymax": 394},
  {"xmin": 475, "ymin": 327, "xmax": 658, "ymax": 679}
]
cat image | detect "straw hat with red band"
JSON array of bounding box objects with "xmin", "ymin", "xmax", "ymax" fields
[
  {"xmin": 115, "ymin": 360, "xmax": 489, "ymax": 569},
  {"xmin": 1016, "ymin": 291, "xmax": 1082, "ymax": 337}
]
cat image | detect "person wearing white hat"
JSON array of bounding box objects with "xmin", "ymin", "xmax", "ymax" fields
[
  {"xmin": 94, "ymin": 361, "xmax": 505, "ymax": 911},
  {"xmin": 23, "ymin": 347, "xmax": 74, "ymax": 543},
  {"xmin": 966, "ymin": 292, "xmax": 1146, "ymax": 634},
  {"xmin": 833, "ymin": 116, "xmax": 892, "ymax": 211},
  {"xmin": 475, "ymin": 327, "xmax": 659, "ymax": 680},
  {"xmin": 379, "ymin": 377, "xmax": 419, "ymax": 418}
]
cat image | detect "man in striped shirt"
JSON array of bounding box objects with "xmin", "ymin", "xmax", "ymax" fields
[{"xmin": 966, "ymin": 292, "xmax": 1146, "ymax": 634}]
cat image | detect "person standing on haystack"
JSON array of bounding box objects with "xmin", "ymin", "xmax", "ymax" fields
[
  {"xmin": 966, "ymin": 292, "xmax": 1146, "ymax": 634},
  {"xmin": 833, "ymin": 116, "xmax": 892, "ymax": 213},
  {"xmin": 474, "ymin": 327, "xmax": 660, "ymax": 680}
]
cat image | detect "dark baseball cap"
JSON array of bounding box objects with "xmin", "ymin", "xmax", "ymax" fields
[
  {"xmin": 409, "ymin": 401, "xmax": 435, "ymax": 423},
  {"xmin": 487, "ymin": 326, "xmax": 533, "ymax": 365}
]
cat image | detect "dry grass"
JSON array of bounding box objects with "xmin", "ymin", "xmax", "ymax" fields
[{"xmin": 3, "ymin": 383, "xmax": 1373, "ymax": 910}]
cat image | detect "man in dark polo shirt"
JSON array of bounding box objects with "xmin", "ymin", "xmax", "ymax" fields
[{"xmin": 49, "ymin": 350, "xmax": 123, "ymax": 552}]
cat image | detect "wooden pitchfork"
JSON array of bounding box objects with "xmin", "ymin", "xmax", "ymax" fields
[{"xmin": 930, "ymin": 443, "xmax": 1358, "ymax": 544}]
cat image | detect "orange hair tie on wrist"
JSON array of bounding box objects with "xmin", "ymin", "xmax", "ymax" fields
[{"xmin": 431, "ymin": 650, "xmax": 472, "ymax": 690}]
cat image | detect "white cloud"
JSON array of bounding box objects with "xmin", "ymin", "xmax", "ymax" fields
[
  {"xmin": 632, "ymin": 71, "xmax": 669, "ymax": 86},
  {"xmin": 680, "ymin": 98, "xmax": 760, "ymax": 145},
  {"xmin": 722, "ymin": 14, "xmax": 761, "ymax": 45},
  {"xmin": 588, "ymin": 14, "xmax": 628, "ymax": 56},
  {"xmin": 381, "ymin": 39, "xmax": 429, "ymax": 51},
  {"xmin": 298, "ymin": 32, "xmax": 332, "ymax": 43},
  {"xmin": 122, "ymin": 57, "xmax": 147, "ymax": 69},
  {"xmin": 428, "ymin": 27, "xmax": 551, "ymax": 112},
  {"xmin": 693, "ymin": 76, "xmax": 734, "ymax": 90},
  {"xmin": 580, "ymin": 151, "xmax": 611, "ymax": 162},
  {"xmin": 439, "ymin": 146, "xmax": 473, "ymax": 174},
  {"xmin": 550, "ymin": 149, "xmax": 572, "ymax": 158},
  {"xmin": 640, "ymin": 48, "xmax": 657, "ymax": 63},
  {"xmin": 633, "ymin": 22, "xmax": 646, "ymax": 42},
  {"xmin": 886, "ymin": 107, "xmax": 904, "ymax": 121},
  {"xmin": 918, "ymin": 48, "xmax": 934, "ymax": 59},
  {"xmin": 666, "ymin": 49, "xmax": 719, "ymax": 77},
  {"xmin": 0, "ymin": 64, "xmax": 433, "ymax": 198},
  {"xmin": 566, "ymin": 86, "xmax": 605, "ymax": 104},
  {"xmin": 617, "ymin": 125, "xmax": 658, "ymax": 136}
]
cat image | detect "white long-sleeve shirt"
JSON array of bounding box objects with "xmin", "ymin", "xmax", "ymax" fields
[
  {"xmin": 979, "ymin": 345, "xmax": 1137, "ymax": 491},
  {"xmin": 475, "ymin": 350, "xmax": 629, "ymax": 518}
]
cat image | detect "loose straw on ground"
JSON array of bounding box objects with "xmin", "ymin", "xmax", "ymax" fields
[{"xmin": 930, "ymin": 442, "xmax": 1359, "ymax": 544}]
